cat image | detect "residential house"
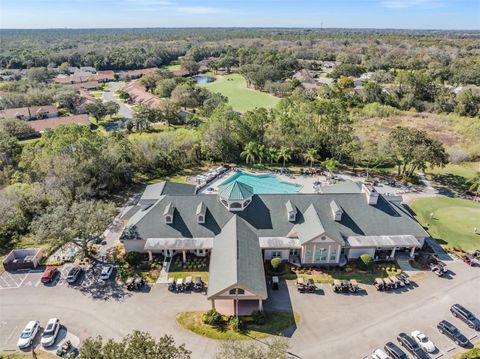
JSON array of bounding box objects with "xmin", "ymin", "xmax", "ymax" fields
[
  {"xmin": 124, "ymin": 68, "xmax": 158, "ymax": 80},
  {"xmin": 96, "ymin": 70, "xmax": 115, "ymax": 82},
  {"xmin": 171, "ymin": 69, "xmax": 191, "ymax": 77},
  {"xmin": 121, "ymin": 80, "xmax": 163, "ymax": 107},
  {"xmin": 121, "ymin": 178, "xmax": 428, "ymax": 314},
  {"xmin": 28, "ymin": 114, "xmax": 90, "ymax": 133},
  {"xmin": 0, "ymin": 105, "xmax": 58, "ymax": 120}
]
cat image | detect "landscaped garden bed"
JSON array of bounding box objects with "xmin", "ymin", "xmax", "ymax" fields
[
  {"xmin": 266, "ymin": 260, "xmax": 402, "ymax": 285},
  {"xmin": 176, "ymin": 310, "xmax": 299, "ymax": 340},
  {"xmin": 168, "ymin": 254, "xmax": 209, "ymax": 283}
]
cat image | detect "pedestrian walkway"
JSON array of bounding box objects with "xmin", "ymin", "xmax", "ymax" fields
[
  {"xmin": 156, "ymin": 260, "xmax": 171, "ymax": 284},
  {"xmin": 426, "ymin": 237, "xmax": 453, "ymax": 261}
]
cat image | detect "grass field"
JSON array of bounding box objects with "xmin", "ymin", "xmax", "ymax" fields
[
  {"xmin": 426, "ymin": 162, "xmax": 479, "ymax": 193},
  {"xmin": 198, "ymin": 74, "xmax": 280, "ymax": 113},
  {"xmin": 0, "ymin": 351, "xmax": 58, "ymax": 359},
  {"xmin": 176, "ymin": 311, "xmax": 299, "ymax": 340},
  {"xmin": 411, "ymin": 197, "xmax": 480, "ymax": 252},
  {"xmin": 162, "ymin": 64, "xmax": 181, "ymax": 71}
]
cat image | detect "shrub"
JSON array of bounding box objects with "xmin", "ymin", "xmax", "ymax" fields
[
  {"xmin": 43, "ymin": 261, "xmax": 64, "ymax": 266},
  {"xmin": 125, "ymin": 251, "xmax": 142, "ymax": 266},
  {"xmin": 461, "ymin": 347, "xmax": 480, "ymax": 359},
  {"xmin": 203, "ymin": 309, "xmax": 221, "ymax": 326},
  {"xmin": 358, "ymin": 254, "xmax": 374, "ymax": 271},
  {"xmin": 270, "ymin": 257, "xmax": 283, "ymax": 272},
  {"xmin": 228, "ymin": 316, "xmax": 243, "ymax": 331},
  {"xmin": 344, "ymin": 265, "xmax": 353, "ymax": 273},
  {"xmin": 252, "ymin": 310, "xmax": 266, "ymax": 325}
]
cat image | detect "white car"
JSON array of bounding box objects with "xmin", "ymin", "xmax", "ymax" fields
[
  {"xmin": 372, "ymin": 348, "xmax": 390, "ymax": 359},
  {"xmin": 41, "ymin": 318, "xmax": 60, "ymax": 347},
  {"xmin": 100, "ymin": 265, "xmax": 114, "ymax": 280},
  {"xmin": 17, "ymin": 321, "xmax": 40, "ymax": 349},
  {"xmin": 411, "ymin": 330, "xmax": 436, "ymax": 353}
]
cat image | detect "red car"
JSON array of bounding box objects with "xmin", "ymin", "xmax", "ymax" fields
[
  {"xmin": 41, "ymin": 267, "xmax": 58, "ymax": 284},
  {"xmin": 462, "ymin": 255, "xmax": 476, "ymax": 267}
]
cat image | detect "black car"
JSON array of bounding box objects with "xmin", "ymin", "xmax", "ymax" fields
[
  {"xmin": 437, "ymin": 320, "xmax": 470, "ymax": 347},
  {"xmin": 66, "ymin": 267, "xmax": 82, "ymax": 284},
  {"xmin": 397, "ymin": 333, "xmax": 430, "ymax": 359},
  {"xmin": 384, "ymin": 342, "xmax": 408, "ymax": 359},
  {"xmin": 451, "ymin": 304, "xmax": 480, "ymax": 330}
]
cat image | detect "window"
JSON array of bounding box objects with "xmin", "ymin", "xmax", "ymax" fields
[
  {"xmin": 230, "ymin": 202, "xmax": 242, "ymax": 209},
  {"xmin": 305, "ymin": 247, "xmax": 313, "ymax": 262},
  {"xmin": 165, "ymin": 215, "xmax": 172, "ymax": 223},
  {"xmin": 329, "ymin": 247, "xmax": 337, "ymax": 261},
  {"xmin": 229, "ymin": 288, "xmax": 245, "ymax": 295},
  {"xmin": 197, "ymin": 215, "xmax": 204, "ymax": 223},
  {"xmin": 289, "ymin": 213, "xmax": 296, "ymax": 221},
  {"xmin": 315, "ymin": 247, "xmax": 327, "ymax": 262},
  {"xmin": 272, "ymin": 251, "xmax": 282, "ymax": 258}
]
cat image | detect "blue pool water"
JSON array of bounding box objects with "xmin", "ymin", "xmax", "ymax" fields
[
  {"xmin": 193, "ymin": 76, "xmax": 213, "ymax": 84},
  {"xmin": 220, "ymin": 171, "xmax": 301, "ymax": 194}
]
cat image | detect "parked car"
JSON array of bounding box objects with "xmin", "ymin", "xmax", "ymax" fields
[
  {"xmin": 99, "ymin": 265, "xmax": 114, "ymax": 280},
  {"xmin": 437, "ymin": 320, "xmax": 469, "ymax": 347},
  {"xmin": 40, "ymin": 318, "xmax": 60, "ymax": 347},
  {"xmin": 384, "ymin": 342, "xmax": 408, "ymax": 359},
  {"xmin": 411, "ymin": 330, "xmax": 436, "ymax": 353},
  {"xmin": 397, "ymin": 332, "xmax": 430, "ymax": 359},
  {"xmin": 372, "ymin": 348, "xmax": 391, "ymax": 359},
  {"xmin": 66, "ymin": 267, "xmax": 82, "ymax": 284},
  {"xmin": 451, "ymin": 304, "xmax": 480, "ymax": 330},
  {"xmin": 17, "ymin": 321, "xmax": 40, "ymax": 349},
  {"xmin": 41, "ymin": 267, "xmax": 58, "ymax": 284}
]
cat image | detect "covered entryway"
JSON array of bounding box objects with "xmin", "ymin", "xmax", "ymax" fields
[
  {"xmin": 347, "ymin": 235, "xmax": 421, "ymax": 260},
  {"xmin": 213, "ymin": 299, "xmax": 262, "ymax": 316}
]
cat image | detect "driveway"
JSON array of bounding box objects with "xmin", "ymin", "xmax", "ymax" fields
[
  {"xmin": 1, "ymin": 261, "xmax": 478, "ymax": 358},
  {"xmin": 103, "ymin": 82, "xmax": 133, "ymax": 119}
]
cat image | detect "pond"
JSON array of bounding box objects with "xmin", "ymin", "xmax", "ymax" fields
[{"xmin": 193, "ymin": 76, "xmax": 214, "ymax": 84}]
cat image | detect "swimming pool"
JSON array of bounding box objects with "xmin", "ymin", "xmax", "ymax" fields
[{"xmin": 220, "ymin": 171, "xmax": 301, "ymax": 194}]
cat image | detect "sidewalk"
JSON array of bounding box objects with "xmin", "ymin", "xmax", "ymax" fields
[{"xmin": 156, "ymin": 260, "xmax": 171, "ymax": 284}]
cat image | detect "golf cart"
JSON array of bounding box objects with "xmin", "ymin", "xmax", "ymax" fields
[
  {"xmin": 193, "ymin": 276, "xmax": 204, "ymax": 292},
  {"xmin": 332, "ymin": 279, "xmax": 342, "ymax": 293},
  {"xmin": 167, "ymin": 277, "xmax": 175, "ymax": 292},
  {"xmin": 383, "ymin": 277, "xmax": 394, "ymax": 290},
  {"xmin": 296, "ymin": 277, "xmax": 306, "ymax": 293},
  {"xmin": 389, "ymin": 276, "xmax": 400, "ymax": 289},
  {"xmin": 56, "ymin": 340, "xmax": 72, "ymax": 357},
  {"xmin": 396, "ymin": 272, "xmax": 411, "ymax": 285},
  {"xmin": 349, "ymin": 279, "xmax": 359, "ymax": 292},
  {"xmin": 272, "ymin": 276, "xmax": 279, "ymax": 290},
  {"xmin": 429, "ymin": 262, "xmax": 446, "ymax": 276},
  {"xmin": 306, "ymin": 278, "xmax": 316, "ymax": 293},
  {"xmin": 185, "ymin": 276, "xmax": 193, "ymax": 290},
  {"xmin": 125, "ymin": 277, "xmax": 145, "ymax": 291},
  {"xmin": 176, "ymin": 278, "xmax": 184, "ymax": 292},
  {"xmin": 374, "ymin": 278, "xmax": 385, "ymax": 291}
]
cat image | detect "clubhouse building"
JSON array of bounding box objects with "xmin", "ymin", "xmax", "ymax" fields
[{"xmin": 121, "ymin": 179, "xmax": 428, "ymax": 313}]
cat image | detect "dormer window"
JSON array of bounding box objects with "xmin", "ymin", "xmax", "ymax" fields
[
  {"xmin": 196, "ymin": 202, "xmax": 206, "ymax": 224},
  {"xmin": 286, "ymin": 200, "xmax": 297, "ymax": 222},
  {"xmin": 163, "ymin": 202, "xmax": 175, "ymax": 224},
  {"xmin": 330, "ymin": 200, "xmax": 343, "ymax": 221}
]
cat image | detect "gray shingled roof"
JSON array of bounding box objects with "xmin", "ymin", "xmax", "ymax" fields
[
  {"xmin": 207, "ymin": 216, "xmax": 267, "ymax": 299},
  {"xmin": 122, "ymin": 182, "xmax": 428, "ymax": 244}
]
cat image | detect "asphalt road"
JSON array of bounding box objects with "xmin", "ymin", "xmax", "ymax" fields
[
  {"xmin": 103, "ymin": 82, "xmax": 133, "ymax": 119},
  {"xmin": 1, "ymin": 260, "xmax": 479, "ymax": 359}
]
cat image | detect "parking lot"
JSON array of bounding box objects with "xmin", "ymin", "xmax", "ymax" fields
[
  {"xmin": 0, "ymin": 264, "xmax": 74, "ymax": 290},
  {"xmin": 0, "ymin": 259, "xmax": 479, "ymax": 359}
]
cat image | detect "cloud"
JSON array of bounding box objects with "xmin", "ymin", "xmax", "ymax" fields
[
  {"xmin": 381, "ymin": 0, "xmax": 445, "ymax": 9},
  {"xmin": 175, "ymin": 6, "xmax": 227, "ymax": 14}
]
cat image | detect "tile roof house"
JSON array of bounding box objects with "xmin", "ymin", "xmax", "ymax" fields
[
  {"xmin": 0, "ymin": 105, "xmax": 58, "ymax": 120},
  {"xmin": 124, "ymin": 68, "xmax": 158, "ymax": 80},
  {"xmin": 121, "ymin": 177, "xmax": 428, "ymax": 314},
  {"xmin": 121, "ymin": 80, "xmax": 163, "ymax": 108},
  {"xmin": 27, "ymin": 114, "xmax": 90, "ymax": 133}
]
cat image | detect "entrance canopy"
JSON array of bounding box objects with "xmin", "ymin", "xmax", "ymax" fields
[
  {"xmin": 347, "ymin": 235, "xmax": 421, "ymax": 248},
  {"xmin": 144, "ymin": 237, "xmax": 213, "ymax": 250}
]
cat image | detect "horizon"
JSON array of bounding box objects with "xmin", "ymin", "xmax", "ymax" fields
[{"xmin": 1, "ymin": 0, "xmax": 479, "ymax": 30}]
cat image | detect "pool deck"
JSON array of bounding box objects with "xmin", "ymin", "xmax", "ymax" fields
[{"xmin": 198, "ymin": 169, "xmax": 328, "ymax": 195}]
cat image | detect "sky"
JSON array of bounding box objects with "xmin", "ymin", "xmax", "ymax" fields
[{"xmin": 0, "ymin": 0, "xmax": 479, "ymax": 30}]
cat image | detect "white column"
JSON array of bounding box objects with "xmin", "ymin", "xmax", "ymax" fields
[
  {"xmin": 336, "ymin": 245, "xmax": 341, "ymax": 263},
  {"xmin": 258, "ymin": 299, "xmax": 263, "ymax": 311},
  {"xmin": 211, "ymin": 299, "xmax": 215, "ymax": 309},
  {"xmin": 327, "ymin": 246, "xmax": 332, "ymax": 263},
  {"xmin": 148, "ymin": 251, "xmax": 153, "ymax": 261},
  {"xmin": 182, "ymin": 250, "xmax": 186, "ymax": 263},
  {"xmin": 410, "ymin": 247, "xmax": 415, "ymax": 259},
  {"xmin": 390, "ymin": 247, "xmax": 396, "ymax": 259}
]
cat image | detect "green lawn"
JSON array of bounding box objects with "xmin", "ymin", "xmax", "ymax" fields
[
  {"xmin": 426, "ymin": 162, "xmax": 479, "ymax": 194},
  {"xmin": 198, "ymin": 74, "xmax": 280, "ymax": 113},
  {"xmin": 176, "ymin": 311, "xmax": 299, "ymax": 340},
  {"xmin": 411, "ymin": 196, "xmax": 480, "ymax": 252},
  {"xmin": 162, "ymin": 64, "xmax": 181, "ymax": 71},
  {"xmin": 1, "ymin": 351, "xmax": 58, "ymax": 359}
]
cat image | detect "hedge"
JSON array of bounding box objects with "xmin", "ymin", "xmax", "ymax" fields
[{"xmin": 358, "ymin": 254, "xmax": 374, "ymax": 271}]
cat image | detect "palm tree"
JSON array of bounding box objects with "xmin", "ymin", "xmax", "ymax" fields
[
  {"xmin": 241, "ymin": 142, "xmax": 258, "ymax": 165},
  {"xmin": 257, "ymin": 144, "xmax": 267, "ymax": 165},
  {"xmin": 321, "ymin": 157, "xmax": 340, "ymax": 177},
  {"xmin": 267, "ymin": 147, "xmax": 278, "ymax": 164},
  {"xmin": 277, "ymin": 146, "xmax": 292, "ymax": 168},
  {"xmin": 468, "ymin": 172, "xmax": 480, "ymax": 200},
  {"xmin": 304, "ymin": 148, "xmax": 317, "ymax": 169}
]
